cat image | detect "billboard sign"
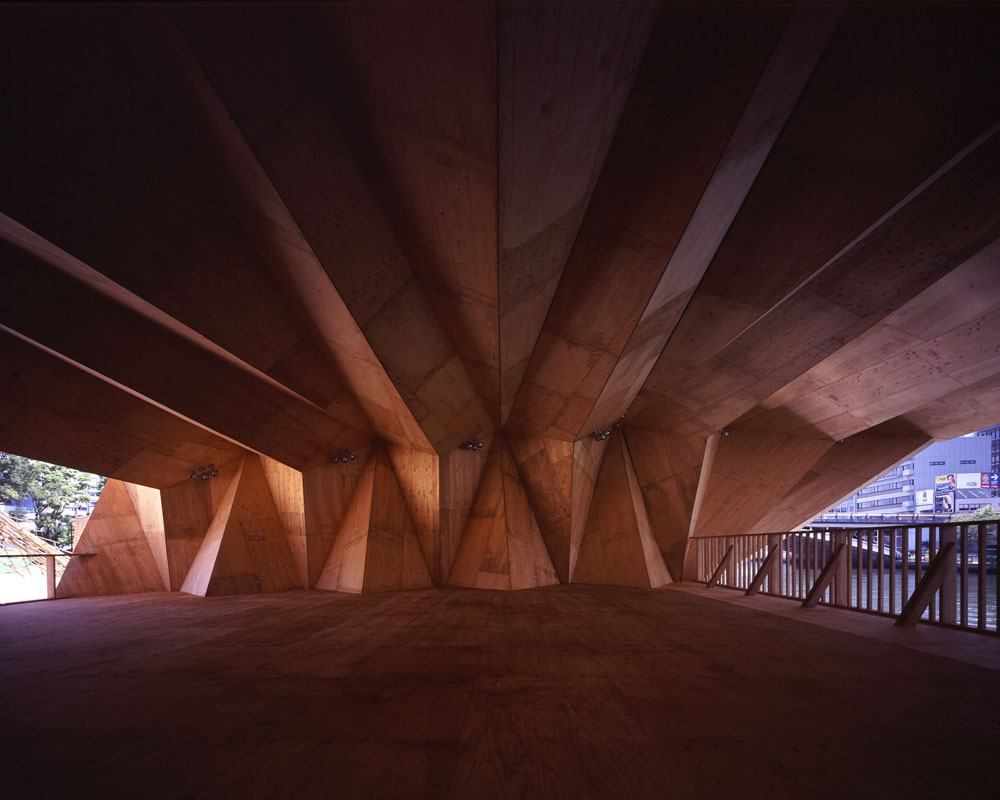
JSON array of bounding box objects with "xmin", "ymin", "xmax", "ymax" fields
[
  {"xmin": 982, "ymin": 472, "xmax": 1000, "ymax": 489},
  {"xmin": 915, "ymin": 489, "xmax": 934, "ymax": 506},
  {"xmin": 935, "ymin": 474, "xmax": 956, "ymax": 490},
  {"xmin": 956, "ymin": 472, "xmax": 982, "ymax": 489},
  {"xmin": 934, "ymin": 492, "xmax": 955, "ymax": 513}
]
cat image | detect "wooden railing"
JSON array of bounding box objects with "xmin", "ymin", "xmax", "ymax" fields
[
  {"xmin": 0, "ymin": 552, "xmax": 92, "ymax": 602},
  {"xmin": 695, "ymin": 523, "xmax": 998, "ymax": 634}
]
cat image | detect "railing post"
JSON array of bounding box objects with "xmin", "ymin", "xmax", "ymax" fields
[
  {"xmin": 767, "ymin": 534, "xmax": 781, "ymax": 594},
  {"xmin": 833, "ymin": 531, "xmax": 848, "ymax": 606},
  {"xmin": 46, "ymin": 555, "xmax": 56, "ymax": 599},
  {"xmin": 939, "ymin": 525, "xmax": 957, "ymax": 625}
]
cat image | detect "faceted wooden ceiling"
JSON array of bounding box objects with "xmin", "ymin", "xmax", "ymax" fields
[{"xmin": 2, "ymin": 5, "xmax": 1000, "ymax": 526}]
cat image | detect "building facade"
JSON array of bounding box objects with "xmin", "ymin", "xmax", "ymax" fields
[{"xmin": 829, "ymin": 430, "xmax": 997, "ymax": 516}]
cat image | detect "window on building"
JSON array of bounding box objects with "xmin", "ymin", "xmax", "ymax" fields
[
  {"xmin": 929, "ymin": 461, "xmax": 945, "ymax": 466},
  {"xmin": 960, "ymin": 460, "xmax": 976, "ymax": 464}
]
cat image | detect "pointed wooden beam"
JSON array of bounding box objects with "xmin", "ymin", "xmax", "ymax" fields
[
  {"xmin": 745, "ymin": 536, "xmax": 782, "ymax": 596},
  {"xmin": 147, "ymin": 10, "xmax": 431, "ymax": 451},
  {"xmin": 895, "ymin": 541, "xmax": 957, "ymax": 629},
  {"xmin": 802, "ymin": 543, "xmax": 846, "ymax": 608},
  {"xmin": 581, "ymin": 6, "xmax": 843, "ymax": 435},
  {"xmin": 706, "ymin": 545, "xmax": 734, "ymax": 589},
  {"xmin": 497, "ymin": 6, "xmax": 659, "ymax": 426},
  {"xmin": 169, "ymin": 6, "xmax": 491, "ymax": 453}
]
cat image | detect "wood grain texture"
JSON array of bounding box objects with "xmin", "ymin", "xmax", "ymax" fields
[
  {"xmin": 204, "ymin": 455, "xmax": 303, "ymax": 596},
  {"xmin": 573, "ymin": 432, "xmax": 669, "ymax": 588},
  {"xmin": 692, "ymin": 430, "xmax": 833, "ymax": 538},
  {"xmin": 147, "ymin": 11, "xmax": 427, "ymax": 450},
  {"xmin": 0, "ymin": 329, "xmax": 245, "ymax": 489},
  {"xmin": 57, "ymin": 479, "xmax": 167, "ymax": 597},
  {"xmin": 171, "ymin": 6, "xmax": 491, "ymax": 453},
  {"xmin": 634, "ymin": 8, "xmax": 1000, "ymax": 438},
  {"xmin": 161, "ymin": 459, "xmax": 243, "ymax": 591},
  {"xmin": 301, "ymin": 5, "xmax": 501, "ymax": 426},
  {"xmin": 497, "ymin": 6, "xmax": 658, "ymax": 426},
  {"xmin": 581, "ymin": 7, "xmax": 843, "ymax": 434},
  {"xmin": 179, "ymin": 455, "xmax": 303, "ymax": 596},
  {"xmin": 259, "ymin": 455, "xmax": 306, "ymax": 585},
  {"xmin": 302, "ymin": 447, "xmax": 371, "ymax": 589},
  {"xmin": 506, "ymin": 433, "xmax": 574, "ymax": 583},
  {"xmin": 448, "ymin": 435, "xmax": 558, "ymax": 590},
  {"xmin": 4, "ymin": 587, "xmax": 999, "ymax": 800},
  {"xmin": 123, "ymin": 483, "xmax": 168, "ymax": 590},
  {"xmin": 316, "ymin": 445, "xmax": 433, "ymax": 594},
  {"xmin": 508, "ymin": 7, "xmax": 791, "ymax": 440},
  {"xmin": 750, "ymin": 423, "xmax": 930, "ymax": 533},
  {"xmin": 569, "ymin": 436, "xmax": 607, "ymax": 582},
  {"xmin": 624, "ymin": 428, "xmax": 705, "ymax": 582}
]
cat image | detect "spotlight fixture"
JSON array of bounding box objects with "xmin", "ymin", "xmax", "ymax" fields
[
  {"xmin": 592, "ymin": 428, "xmax": 611, "ymax": 442},
  {"xmin": 190, "ymin": 464, "xmax": 219, "ymax": 480},
  {"xmin": 721, "ymin": 429, "xmax": 731, "ymax": 437},
  {"xmin": 329, "ymin": 449, "xmax": 356, "ymax": 464},
  {"xmin": 461, "ymin": 436, "xmax": 485, "ymax": 451}
]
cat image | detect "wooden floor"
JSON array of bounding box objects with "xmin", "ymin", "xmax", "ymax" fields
[{"xmin": 1, "ymin": 585, "xmax": 998, "ymax": 799}]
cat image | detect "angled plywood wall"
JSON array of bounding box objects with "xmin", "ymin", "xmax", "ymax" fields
[
  {"xmin": 448, "ymin": 434, "xmax": 558, "ymax": 590},
  {"xmin": 57, "ymin": 479, "xmax": 167, "ymax": 597},
  {"xmin": 181, "ymin": 454, "xmax": 303, "ymax": 596},
  {"xmin": 316, "ymin": 444, "xmax": 433, "ymax": 594},
  {"xmin": 572, "ymin": 431, "xmax": 671, "ymax": 588}
]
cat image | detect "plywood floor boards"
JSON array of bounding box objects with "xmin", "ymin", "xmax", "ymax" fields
[{"xmin": 1, "ymin": 586, "xmax": 997, "ymax": 799}]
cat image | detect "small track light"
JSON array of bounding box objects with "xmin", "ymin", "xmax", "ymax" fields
[
  {"xmin": 461, "ymin": 436, "xmax": 484, "ymax": 452},
  {"xmin": 721, "ymin": 429, "xmax": 731, "ymax": 437}
]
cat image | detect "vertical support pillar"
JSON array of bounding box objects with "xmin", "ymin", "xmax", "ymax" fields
[
  {"xmin": 833, "ymin": 531, "xmax": 849, "ymax": 606},
  {"xmin": 939, "ymin": 524, "xmax": 957, "ymax": 625},
  {"xmin": 46, "ymin": 555, "xmax": 56, "ymax": 599}
]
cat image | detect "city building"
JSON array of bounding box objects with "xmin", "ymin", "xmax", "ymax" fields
[{"xmin": 828, "ymin": 430, "xmax": 997, "ymax": 517}]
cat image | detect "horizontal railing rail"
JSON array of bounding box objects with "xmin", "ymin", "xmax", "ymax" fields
[
  {"xmin": 695, "ymin": 523, "xmax": 998, "ymax": 635},
  {"xmin": 0, "ymin": 552, "xmax": 95, "ymax": 602}
]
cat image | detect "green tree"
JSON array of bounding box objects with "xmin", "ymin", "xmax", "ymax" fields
[
  {"xmin": 952, "ymin": 505, "xmax": 1000, "ymax": 523},
  {"xmin": 0, "ymin": 454, "xmax": 96, "ymax": 547}
]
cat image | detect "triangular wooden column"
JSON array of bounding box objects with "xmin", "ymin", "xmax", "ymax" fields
[
  {"xmin": 316, "ymin": 444, "xmax": 433, "ymax": 594},
  {"xmin": 181, "ymin": 455, "xmax": 303, "ymax": 596},
  {"xmin": 572, "ymin": 430, "xmax": 672, "ymax": 588},
  {"xmin": 57, "ymin": 479, "xmax": 167, "ymax": 597},
  {"xmin": 160, "ymin": 458, "xmax": 243, "ymax": 590},
  {"xmin": 448, "ymin": 434, "xmax": 559, "ymax": 590},
  {"xmin": 506, "ymin": 432, "xmax": 607, "ymax": 584}
]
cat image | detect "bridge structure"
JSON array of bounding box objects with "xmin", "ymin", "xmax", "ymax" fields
[{"xmin": 2, "ymin": 5, "xmax": 999, "ymax": 798}]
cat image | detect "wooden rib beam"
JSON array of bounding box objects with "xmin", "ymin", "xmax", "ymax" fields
[
  {"xmin": 802, "ymin": 543, "xmax": 846, "ymax": 608},
  {"xmin": 580, "ymin": 6, "xmax": 843, "ymax": 435},
  {"xmin": 0, "ymin": 228, "xmax": 368, "ymax": 468},
  {"xmin": 497, "ymin": 6, "xmax": 659, "ymax": 427},
  {"xmin": 632, "ymin": 9, "xmax": 1000, "ymax": 438},
  {"xmin": 169, "ymin": 6, "xmax": 491, "ymax": 453},
  {"xmin": 509, "ymin": 6, "xmax": 792, "ymax": 441},
  {"xmin": 895, "ymin": 541, "xmax": 957, "ymax": 629},
  {"xmin": 0, "ymin": 330, "xmax": 246, "ymax": 489}
]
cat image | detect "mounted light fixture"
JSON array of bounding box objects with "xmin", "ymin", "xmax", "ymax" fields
[
  {"xmin": 191, "ymin": 464, "xmax": 218, "ymax": 480},
  {"xmin": 721, "ymin": 429, "xmax": 731, "ymax": 437},
  {"xmin": 462, "ymin": 436, "xmax": 484, "ymax": 451},
  {"xmin": 329, "ymin": 449, "xmax": 356, "ymax": 464},
  {"xmin": 593, "ymin": 428, "xmax": 611, "ymax": 442}
]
